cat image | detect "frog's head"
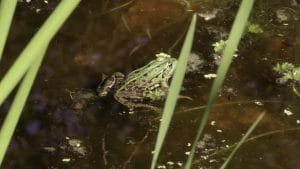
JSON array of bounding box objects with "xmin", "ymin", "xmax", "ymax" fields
[
  {"xmin": 97, "ymin": 72, "xmax": 125, "ymax": 97},
  {"xmin": 155, "ymin": 53, "xmax": 177, "ymax": 78}
]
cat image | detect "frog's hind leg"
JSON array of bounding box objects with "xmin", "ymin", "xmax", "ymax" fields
[
  {"xmin": 129, "ymin": 103, "xmax": 161, "ymax": 112},
  {"xmin": 178, "ymin": 95, "xmax": 193, "ymax": 100},
  {"xmin": 118, "ymin": 97, "xmax": 160, "ymax": 112},
  {"xmin": 115, "ymin": 93, "xmax": 161, "ymax": 112}
]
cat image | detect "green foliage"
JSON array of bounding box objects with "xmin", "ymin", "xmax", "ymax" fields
[
  {"xmin": 150, "ymin": 14, "xmax": 197, "ymax": 169},
  {"xmin": 0, "ymin": 0, "xmax": 81, "ymax": 106},
  {"xmin": 219, "ymin": 113, "xmax": 265, "ymax": 169},
  {"xmin": 0, "ymin": 0, "xmax": 17, "ymax": 60},
  {"xmin": 247, "ymin": 22, "xmax": 263, "ymax": 33},
  {"xmin": 274, "ymin": 62, "xmax": 300, "ymax": 98},
  {"xmin": 0, "ymin": 47, "xmax": 46, "ymax": 165},
  {"xmin": 212, "ymin": 40, "xmax": 227, "ymax": 53},
  {"xmin": 185, "ymin": 0, "xmax": 255, "ymax": 168},
  {"xmin": 0, "ymin": 0, "xmax": 81, "ymax": 167},
  {"xmin": 274, "ymin": 62, "xmax": 300, "ymax": 81}
]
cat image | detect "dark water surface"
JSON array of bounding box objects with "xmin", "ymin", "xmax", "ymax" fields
[{"xmin": 0, "ymin": 0, "xmax": 300, "ymax": 169}]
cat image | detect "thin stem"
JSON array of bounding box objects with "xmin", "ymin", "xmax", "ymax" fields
[
  {"xmin": 292, "ymin": 84, "xmax": 300, "ymax": 98},
  {"xmin": 192, "ymin": 127, "xmax": 300, "ymax": 166},
  {"xmin": 184, "ymin": 0, "xmax": 255, "ymax": 168},
  {"xmin": 176, "ymin": 100, "xmax": 280, "ymax": 114},
  {"xmin": 0, "ymin": 0, "xmax": 81, "ymax": 107},
  {"xmin": 219, "ymin": 113, "xmax": 264, "ymax": 169},
  {"xmin": 0, "ymin": 0, "xmax": 17, "ymax": 61},
  {"xmin": 0, "ymin": 45, "xmax": 47, "ymax": 166}
]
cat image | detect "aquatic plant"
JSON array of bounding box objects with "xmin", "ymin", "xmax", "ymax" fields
[
  {"xmin": 218, "ymin": 113, "xmax": 264, "ymax": 169},
  {"xmin": 274, "ymin": 62, "xmax": 300, "ymax": 97},
  {"xmin": 212, "ymin": 39, "xmax": 227, "ymax": 53},
  {"xmin": 192, "ymin": 126, "xmax": 300, "ymax": 166},
  {"xmin": 150, "ymin": 14, "xmax": 197, "ymax": 169},
  {"xmin": 185, "ymin": 0, "xmax": 256, "ymax": 168},
  {"xmin": 0, "ymin": 0, "xmax": 80, "ymax": 166},
  {"xmin": 0, "ymin": 0, "xmax": 17, "ymax": 60},
  {"xmin": 247, "ymin": 22, "xmax": 264, "ymax": 33},
  {"xmin": 150, "ymin": 0, "xmax": 260, "ymax": 168},
  {"xmin": 274, "ymin": 62, "xmax": 300, "ymax": 82}
]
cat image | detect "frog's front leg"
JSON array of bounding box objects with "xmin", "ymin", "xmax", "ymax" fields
[
  {"xmin": 143, "ymin": 89, "xmax": 167, "ymax": 101},
  {"xmin": 161, "ymin": 80, "xmax": 169, "ymax": 89}
]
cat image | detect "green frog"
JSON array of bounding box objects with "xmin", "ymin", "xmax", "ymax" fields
[{"xmin": 97, "ymin": 53, "xmax": 177, "ymax": 111}]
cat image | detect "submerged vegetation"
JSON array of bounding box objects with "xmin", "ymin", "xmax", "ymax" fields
[
  {"xmin": 274, "ymin": 62, "xmax": 300, "ymax": 82},
  {"xmin": 274, "ymin": 62, "xmax": 300, "ymax": 97}
]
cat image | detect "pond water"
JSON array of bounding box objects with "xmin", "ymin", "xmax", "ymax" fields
[{"xmin": 0, "ymin": 0, "xmax": 300, "ymax": 169}]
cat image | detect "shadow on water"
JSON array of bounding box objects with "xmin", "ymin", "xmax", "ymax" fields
[{"xmin": 0, "ymin": 0, "xmax": 300, "ymax": 168}]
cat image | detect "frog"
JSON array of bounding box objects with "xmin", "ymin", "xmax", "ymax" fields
[{"xmin": 97, "ymin": 53, "xmax": 177, "ymax": 111}]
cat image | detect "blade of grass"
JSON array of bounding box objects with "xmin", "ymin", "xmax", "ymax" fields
[
  {"xmin": 0, "ymin": 0, "xmax": 80, "ymax": 107},
  {"xmin": 193, "ymin": 127, "xmax": 300, "ymax": 165},
  {"xmin": 176, "ymin": 100, "xmax": 280, "ymax": 114},
  {"xmin": 184, "ymin": 0, "xmax": 255, "ymax": 168},
  {"xmin": 219, "ymin": 113, "xmax": 265, "ymax": 169},
  {"xmin": 150, "ymin": 14, "xmax": 197, "ymax": 169},
  {"xmin": 0, "ymin": 45, "xmax": 47, "ymax": 166},
  {"xmin": 0, "ymin": 0, "xmax": 17, "ymax": 61},
  {"xmin": 108, "ymin": 0, "xmax": 134, "ymax": 13}
]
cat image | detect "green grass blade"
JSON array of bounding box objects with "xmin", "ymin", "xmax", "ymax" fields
[
  {"xmin": 197, "ymin": 126, "xmax": 300, "ymax": 165},
  {"xmin": 0, "ymin": 45, "xmax": 47, "ymax": 166},
  {"xmin": 219, "ymin": 113, "xmax": 265, "ymax": 169},
  {"xmin": 108, "ymin": 0, "xmax": 134, "ymax": 13},
  {"xmin": 0, "ymin": 0, "xmax": 80, "ymax": 107},
  {"xmin": 150, "ymin": 14, "xmax": 197, "ymax": 169},
  {"xmin": 0, "ymin": 0, "xmax": 17, "ymax": 61},
  {"xmin": 184, "ymin": 0, "xmax": 255, "ymax": 168}
]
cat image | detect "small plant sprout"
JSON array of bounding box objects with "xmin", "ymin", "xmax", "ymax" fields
[
  {"xmin": 247, "ymin": 22, "xmax": 263, "ymax": 33},
  {"xmin": 212, "ymin": 40, "xmax": 227, "ymax": 54},
  {"xmin": 212, "ymin": 40, "xmax": 238, "ymax": 65},
  {"xmin": 273, "ymin": 62, "xmax": 300, "ymax": 97},
  {"xmin": 212, "ymin": 40, "xmax": 239, "ymax": 56},
  {"xmin": 274, "ymin": 62, "xmax": 300, "ymax": 81}
]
